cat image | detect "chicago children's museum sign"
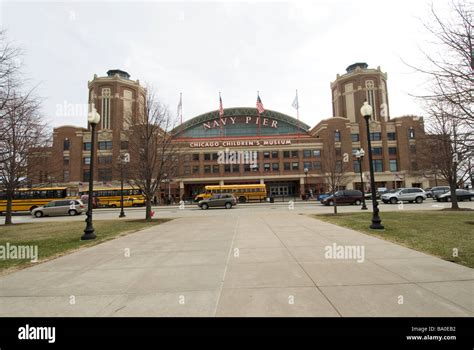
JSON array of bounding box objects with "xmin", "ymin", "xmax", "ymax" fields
[{"xmin": 189, "ymin": 139, "xmax": 292, "ymax": 148}]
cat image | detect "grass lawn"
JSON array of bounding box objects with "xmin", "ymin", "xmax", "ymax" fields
[
  {"xmin": 0, "ymin": 219, "xmax": 171, "ymax": 274},
  {"xmin": 314, "ymin": 211, "xmax": 474, "ymax": 268}
]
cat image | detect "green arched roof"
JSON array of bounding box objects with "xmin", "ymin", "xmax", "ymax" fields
[{"xmin": 173, "ymin": 107, "xmax": 310, "ymax": 137}]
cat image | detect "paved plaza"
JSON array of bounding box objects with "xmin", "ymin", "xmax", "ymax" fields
[{"xmin": 0, "ymin": 210, "xmax": 472, "ymax": 317}]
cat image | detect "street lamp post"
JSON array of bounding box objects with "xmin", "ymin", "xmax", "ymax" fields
[
  {"xmin": 360, "ymin": 101, "xmax": 384, "ymax": 230},
  {"xmin": 81, "ymin": 110, "xmax": 100, "ymax": 240},
  {"xmin": 304, "ymin": 167, "xmax": 309, "ymax": 199},
  {"xmin": 355, "ymin": 148, "xmax": 368, "ymax": 210},
  {"xmin": 118, "ymin": 153, "xmax": 129, "ymax": 218}
]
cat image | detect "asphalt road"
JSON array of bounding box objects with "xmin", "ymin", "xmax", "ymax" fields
[{"xmin": 4, "ymin": 198, "xmax": 473, "ymax": 224}]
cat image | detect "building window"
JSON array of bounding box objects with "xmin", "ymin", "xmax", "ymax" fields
[
  {"xmin": 244, "ymin": 164, "xmax": 251, "ymax": 172},
  {"xmin": 313, "ymin": 161, "xmax": 322, "ymax": 171},
  {"xmin": 98, "ymin": 141, "xmax": 112, "ymax": 150},
  {"xmin": 63, "ymin": 157, "xmax": 69, "ymax": 166},
  {"xmin": 271, "ymin": 151, "xmax": 279, "ymax": 159},
  {"xmin": 272, "ymin": 163, "xmax": 279, "ymax": 171},
  {"xmin": 353, "ymin": 160, "xmax": 361, "ymax": 173},
  {"xmin": 224, "ymin": 164, "xmax": 231, "ymax": 173},
  {"xmin": 372, "ymin": 147, "xmax": 383, "ymax": 156},
  {"xmin": 387, "ymin": 132, "xmax": 396, "ymax": 140},
  {"xmin": 98, "ymin": 168, "xmax": 112, "ymax": 182},
  {"xmin": 183, "ymin": 154, "xmax": 191, "ymax": 162},
  {"xmin": 63, "ymin": 170, "xmax": 69, "ymax": 182},
  {"xmin": 408, "ymin": 128, "xmax": 415, "ymax": 139},
  {"xmin": 83, "ymin": 157, "xmax": 91, "ymax": 165},
  {"xmin": 313, "ymin": 150, "xmax": 321, "ymax": 157},
  {"xmin": 284, "ymin": 162, "xmax": 291, "ymax": 171},
  {"xmin": 372, "ymin": 160, "xmax": 383, "ymax": 172},
  {"xmin": 410, "ymin": 144, "xmax": 416, "ymax": 154},
  {"xmin": 232, "ymin": 164, "xmax": 240, "ymax": 172},
  {"xmin": 263, "ymin": 151, "xmax": 270, "ymax": 159},
  {"xmin": 283, "ymin": 151, "xmax": 290, "ymax": 158},
  {"xmin": 204, "ymin": 165, "xmax": 211, "ymax": 173},
  {"xmin": 352, "ymin": 148, "xmax": 359, "ymax": 156},
  {"xmin": 192, "ymin": 153, "xmax": 200, "ymax": 161},
  {"xmin": 83, "ymin": 170, "xmax": 90, "ymax": 182},
  {"xmin": 204, "ymin": 153, "xmax": 211, "ymax": 161},
  {"xmin": 98, "ymin": 156, "xmax": 113, "ymax": 164},
  {"xmin": 303, "ymin": 162, "xmax": 312, "ymax": 170},
  {"xmin": 264, "ymin": 163, "xmax": 271, "ymax": 172},
  {"xmin": 303, "ymin": 150, "xmax": 312, "ymax": 158},
  {"xmin": 388, "ymin": 147, "xmax": 397, "ymax": 155},
  {"xmin": 251, "ymin": 164, "xmax": 259, "ymax": 172},
  {"xmin": 334, "ymin": 130, "xmax": 341, "ymax": 142},
  {"xmin": 120, "ymin": 141, "xmax": 128, "ymax": 150},
  {"xmin": 83, "ymin": 142, "xmax": 91, "ymax": 151},
  {"xmin": 351, "ymin": 133, "xmax": 360, "ymax": 142},
  {"xmin": 335, "ymin": 148, "xmax": 342, "ymax": 157},
  {"xmin": 183, "ymin": 166, "xmax": 190, "ymax": 175},
  {"xmin": 212, "ymin": 165, "xmax": 220, "ymax": 173},
  {"xmin": 389, "ymin": 160, "xmax": 398, "ymax": 172},
  {"xmin": 192, "ymin": 166, "xmax": 200, "ymax": 174},
  {"xmin": 101, "ymin": 88, "xmax": 111, "ymax": 129},
  {"xmin": 370, "ymin": 132, "xmax": 382, "ymax": 141},
  {"xmin": 63, "ymin": 138, "xmax": 70, "ymax": 151},
  {"xmin": 291, "ymin": 150, "xmax": 299, "ymax": 158},
  {"xmin": 292, "ymin": 162, "xmax": 299, "ymax": 171}
]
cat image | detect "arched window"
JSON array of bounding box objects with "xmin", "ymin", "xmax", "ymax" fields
[
  {"xmin": 365, "ymin": 80, "xmax": 376, "ymax": 120},
  {"xmin": 63, "ymin": 138, "xmax": 70, "ymax": 150},
  {"xmin": 101, "ymin": 88, "xmax": 111, "ymax": 129}
]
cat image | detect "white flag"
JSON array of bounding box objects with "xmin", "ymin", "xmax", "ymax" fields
[{"xmin": 292, "ymin": 93, "xmax": 299, "ymax": 109}]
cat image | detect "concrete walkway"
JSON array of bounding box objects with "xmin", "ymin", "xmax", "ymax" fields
[{"xmin": 0, "ymin": 213, "xmax": 472, "ymax": 316}]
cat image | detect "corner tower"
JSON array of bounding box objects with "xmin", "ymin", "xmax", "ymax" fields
[{"xmin": 330, "ymin": 63, "xmax": 390, "ymax": 122}]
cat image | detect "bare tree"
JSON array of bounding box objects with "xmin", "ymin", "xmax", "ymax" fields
[
  {"xmin": 127, "ymin": 88, "xmax": 181, "ymax": 221},
  {"xmin": 323, "ymin": 142, "xmax": 352, "ymax": 214},
  {"xmin": 420, "ymin": 101, "xmax": 473, "ymax": 209},
  {"xmin": 407, "ymin": 2, "xmax": 473, "ymax": 125},
  {"xmin": 0, "ymin": 92, "xmax": 46, "ymax": 224},
  {"xmin": 0, "ymin": 30, "xmax": 23, "ymax": 154}
]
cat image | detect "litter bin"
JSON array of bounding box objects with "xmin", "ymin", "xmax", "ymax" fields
[{"xmin": 269, "ymin": 197, "xmax": 274, "ymax": 203}]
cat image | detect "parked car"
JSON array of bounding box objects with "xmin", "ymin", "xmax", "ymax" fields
[
  {"xmin": 321, "ymin": 190, "xmax": 363, "ymax": 206},
  {"xmin": 437, "ymin": 189, "xmax": 474, "ymax": 202},
  {"xmin": 197, "ymin": 194, "xmax": 237, "ymax": 209},
  {"xmin": 376, "ymin": 187, "xmax": 389, "ymax": 198},
  {"xmin": 318, "ymin": 193, "xmax": 332, "ymax": 203},
  {"xmin": 424, "ymin": 187, "xmax": 432, "ymax": 198},
  {"xmin": 381, "ymin": 188, "xmax": 426, "ymax": 204},
  {"xmin": 32, "ymin": 199, "xmax": 86, "ymax": 218},
  {"xmin": 431, "ymin": 186, "xmax": 450, "ymax": 200}
]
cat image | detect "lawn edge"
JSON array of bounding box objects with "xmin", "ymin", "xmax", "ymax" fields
[{"xmin": 0, "ymin": 218, "xmax": 173, "ymax": 277}]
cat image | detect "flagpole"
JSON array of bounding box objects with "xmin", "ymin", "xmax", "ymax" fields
[
  {"xmin": 178, "ymin": 92, "xmax": 183, "ymax": 136},
  {"xmin": 257, "ymin": 91, "xmax": 261, "ymax": 137},
  {"xmin": 219, "ymin": 92, "xmax": 223, "ymax": 138},
  {"xmin": 296, "ymin": 89, "xmax": 300, "ymax": 139}
]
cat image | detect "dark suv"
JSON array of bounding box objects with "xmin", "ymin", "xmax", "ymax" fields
[
  {"xmin": 197, "ymin": 194, "xmax": 237, "ymax": 209},
  {"xmin": 322, "ymin": 190, "xmax": 363, "ymax": 206}
]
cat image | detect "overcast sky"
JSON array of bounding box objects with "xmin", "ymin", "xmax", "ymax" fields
[{"xmin": 1, "ymin": 0, "xmax": 452, "ymax": 129}]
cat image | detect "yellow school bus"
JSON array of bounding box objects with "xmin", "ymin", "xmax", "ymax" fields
[
  {"xmin": 78, "ymin": 187, "xmax": 145, "ymax": 208},
  {"xmin": 0, "ymin": 187, "xmax": 69, "ymax": 213},
  {"xmin": 195, "ymin": 184, "xmax": 267, "ymax": 203}
]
